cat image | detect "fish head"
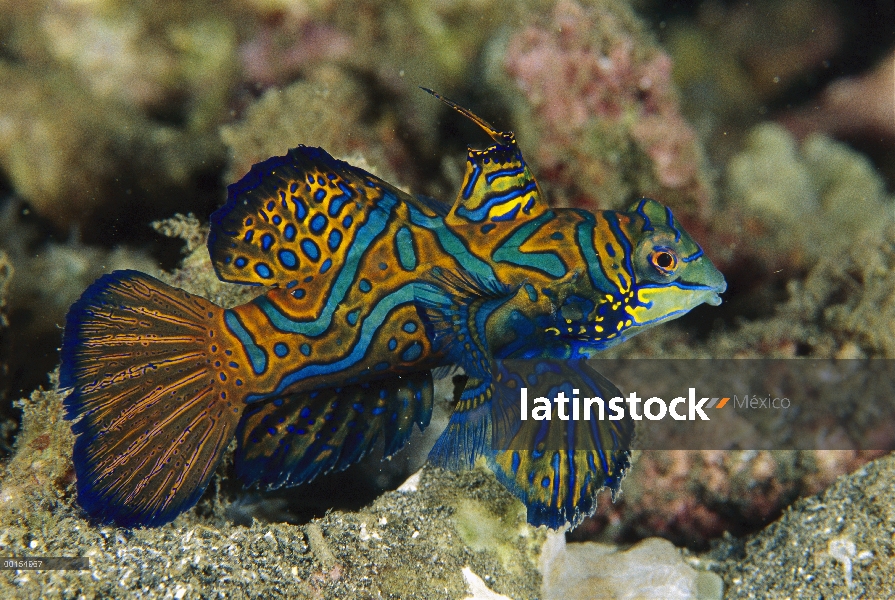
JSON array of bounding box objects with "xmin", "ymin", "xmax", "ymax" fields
[
  {"xmin": 628, "ymin": 196, "xmax": 725, "ymax": 297},
  {"xmin": 550, "ymin": 199, "xmax": 726, "ymax": 355}
]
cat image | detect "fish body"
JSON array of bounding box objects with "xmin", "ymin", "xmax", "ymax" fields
[{"xmin": 60, "ymin": 91, "xmax": 726, "ymax": 528}]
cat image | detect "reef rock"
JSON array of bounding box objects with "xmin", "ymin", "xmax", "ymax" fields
[
  {"xmin": 715, "ymin": 452, "xmax": 895, "ymax": 597},
  {"xmin": 495, "ymin": 0, "xmax": 713, "ymax": 214}
]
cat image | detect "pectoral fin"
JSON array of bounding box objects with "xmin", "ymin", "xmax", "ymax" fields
[{"xmin": 416, "ymin": 267, "xmax": 518, "ymax": 470}]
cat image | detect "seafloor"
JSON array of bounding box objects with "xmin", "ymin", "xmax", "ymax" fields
[{"xmin": 0, "ymin": 0, "xmax": 893, "ymax": 598}]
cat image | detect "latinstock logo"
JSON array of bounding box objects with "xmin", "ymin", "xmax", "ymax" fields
[{"xmin": 519, "ymin": 388, "xmax": 736, "ymax": 422}]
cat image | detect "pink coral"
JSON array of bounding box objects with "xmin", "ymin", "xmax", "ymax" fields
[
  {"xmin": 631, "ymin": 113, "xmax": 701, "ymax": 189},
  {"xmin": 240, "ymin": 19, "xmax": 352, "ymax": 87},
  {"xmin": 504, "ymin": 0, "xmax": 710, "ymax": 212},
  {"xmin": 781, "ymin": 49, "xmax": 895, "ymax": 143}
]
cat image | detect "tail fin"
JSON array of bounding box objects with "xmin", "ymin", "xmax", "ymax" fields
[{"xmin": 60, "ymin": 271, "xmax": 245, "ymax": 527}]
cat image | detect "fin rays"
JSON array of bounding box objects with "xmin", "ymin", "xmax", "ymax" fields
[
  {"xmin": 61, "ymin": 271, "xmax": 246, "ymax": 527},
  {"xmin": 235, "ymin": 372, "xmax": 434, "ymax": 490},
  {"xmin": 487, "ymin": 360, "xmax": 633, "ymax": 529},
  {"xmin": 421, "ymin": 88, "xmax": 549, "ymax": 224}
]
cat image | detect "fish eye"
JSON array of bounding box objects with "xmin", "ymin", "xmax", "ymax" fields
[{"xmin": 650, "ymin": 248, "xmax": 678, "ymax": 275}]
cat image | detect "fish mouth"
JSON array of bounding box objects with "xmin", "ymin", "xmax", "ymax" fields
[{"xmin": 704, "ymin": 279, "xmax": 727, "ymax": 306}]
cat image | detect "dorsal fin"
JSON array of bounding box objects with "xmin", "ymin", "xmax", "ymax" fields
[
  {"xmin": 422, "ymin": 88, "xmax": 549, "ymax": 225},
  {"xmin": 208, "ymin": 146, "xmax": 414, "ymax": 288}
]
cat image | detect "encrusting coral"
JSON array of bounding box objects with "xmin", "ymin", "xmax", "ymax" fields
[
  {"xmin": 495, "ymin": 0, "xmax": 713, "ymax": 215},
  {"xmin": 0, "ymin": 1, "xmax": 239, "ymax": 232},
  {"xmin": 725, "ymin": 123, "xmax": 893, "ymax": 273},
  {"xmin": 662, "ymin": 0, "xmax": 843, "ymax": 141},
  {"xmin": 220, "ymin": 67, "xmax": 401, "ymax": 187},
  {"xmin": 0, "ymin": 63, "xmax": 226, "ymax": 233}
]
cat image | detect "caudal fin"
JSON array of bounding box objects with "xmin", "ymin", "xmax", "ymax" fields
[{"xmin": 60, "ymin": 271, "xmax": 245, "ymax": 527}]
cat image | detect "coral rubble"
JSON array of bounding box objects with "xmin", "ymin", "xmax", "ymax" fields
[
  {"xmin": 542, "ymin": 534, "xmax": 723, "ymax": 599},
  {"xmin": 0, "ymin": 381, "xmax": 544, "ymax": 599},
  {"xmin": 714, "ymin": 452, "xmax": 895, "ymax": 598}
]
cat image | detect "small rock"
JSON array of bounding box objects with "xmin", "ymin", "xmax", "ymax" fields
[{"xmin": 541, "ymin": 535, "xmax": 723, "ymax": 600}]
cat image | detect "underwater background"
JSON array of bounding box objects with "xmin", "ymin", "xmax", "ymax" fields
[{"xmin": 0, "ymin": 0, "xmax": 892, "ymax": 597}]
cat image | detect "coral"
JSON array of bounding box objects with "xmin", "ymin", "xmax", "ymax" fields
[
  {"xmin": 0, "ymin": 376, "xmax": 77, "ymax": 532},
  {"xmin": 782, "ymin": 49, "xmax": 895, "ymax": 143},
  {"xmin": 238, "ymin": 1, "xmax": 352, "ymax": 87},
  {"xmin": 0, "ymin": 200, "xmax": 157, "ymax": 319},
  {"xmin": 724, "ymin": 123, "xmax": 893, "ymax": 272},
  {"xmin": 0, "ymin": 251, "xmax": 8, "ymax": 337},
  {"xmin": 0, "ymin": 251, "xmax": 8, "ymax": 325},
  {"xmin": 0, "ymin": 63, "xmax": 226, "ymax": 232},
  {"xmin": 13, "ymin": 1, "xmax": 240, "ymax": 125},
  {"xmin": 540, "ymin": 534, "xmax": 723, "ymax": 599},
  {"xmin": 220, "ymin": 67, "xmax": 401, "ymax": 186},
  {"xmin": 713, "ymin": 452, "xmax": 895, "ymax": 598},
  {"xmin": 495, "ymin": 0, "xmax": 712, "ymax": 214},
  {"xmin": 691, "ymin": 218, "xmax": 895, "ymax": 361},
  {"xmin": 328, "ymin": 0, "xmax": 531, "ymax": 146},
  {"xmin": 233, "ymin": 0, "xmax": 536, "ymax": 163},
  {"xmin": 0, "ymin": 1, "xmax": 240, "ymax": 232}
]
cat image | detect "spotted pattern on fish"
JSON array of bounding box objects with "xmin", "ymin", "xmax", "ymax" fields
[{"xmin": 59, "ymin": 89, "xmax": 726, "ymax": 528}]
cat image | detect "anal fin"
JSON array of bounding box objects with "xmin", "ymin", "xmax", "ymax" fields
[{"xmin": 235, "ymin": 372, "xmax": 434, "ymax": 490}]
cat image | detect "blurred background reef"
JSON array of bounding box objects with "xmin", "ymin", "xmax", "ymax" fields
[{"xmin": 0, "ymin": 0, "xmax": 892, "ymax": 597}]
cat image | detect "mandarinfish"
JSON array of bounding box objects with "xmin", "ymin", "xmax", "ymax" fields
[{"xmin": 60, "ymin": 89, "xmax": 726, "ymax": 528}]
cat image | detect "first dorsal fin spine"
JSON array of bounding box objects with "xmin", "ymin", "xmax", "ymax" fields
[{"xmin": 419, "ymin": 87, "xmax": 513, "ymax": 145}]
